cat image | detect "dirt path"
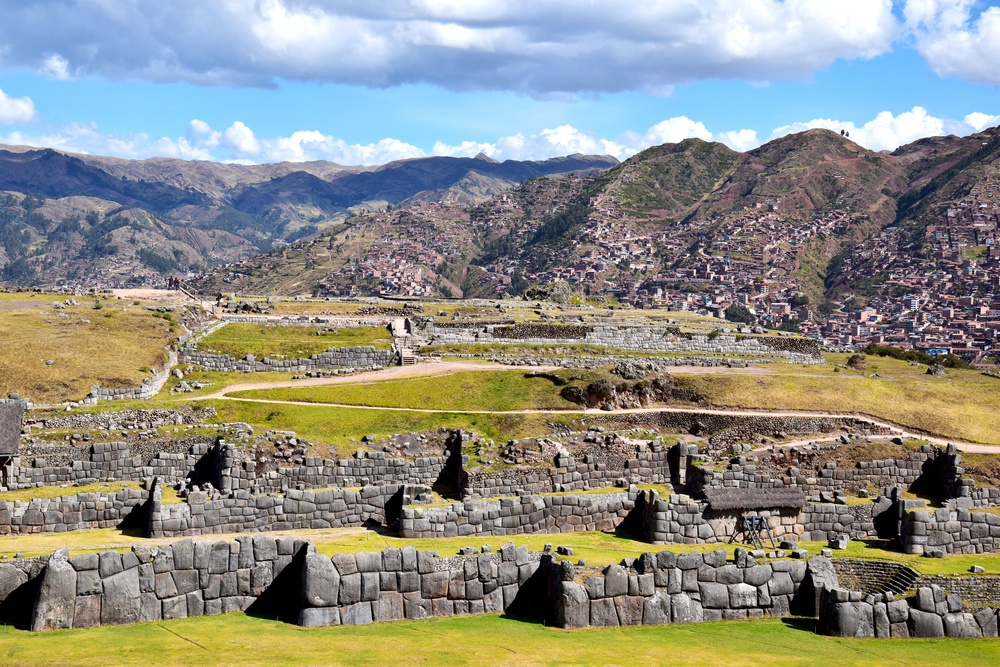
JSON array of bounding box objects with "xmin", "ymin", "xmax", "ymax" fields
[
  {"xmin": 111, "ymin": 289, "xmax": 196, "ymax": 303},
  {"xmin": 192, "ymin": 360, "xmax": 561, "ymax": 399},
  {"xmin": 205, "ymin": 392, "xmax": 999, "ymax": 453},
  {"xmin": 187, "ymin": 359, "xmax": 1000, "ymax": 454}
]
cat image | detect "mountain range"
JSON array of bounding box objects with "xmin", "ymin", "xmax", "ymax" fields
[
  {"xmin": 2, "ymin": 127, "xmax": 1000, "ymax": 337},
  {"xmin": 0, "ymin": 144, "xmax": 616, "ymax": 285}
]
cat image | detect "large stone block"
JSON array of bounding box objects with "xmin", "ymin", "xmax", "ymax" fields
[
  {"xmin": 974, "ymin": 607, "xmax": 998, "ymax": 638},
  {"xmin": 829, "ymin": 602, "xmax": 874, "ymax": 638},
  {"xmin": 944, "ymin": 613, "xmax": 982, "ymax": 638},
  {"xmin": 671, "ymin": 593, "xmax": 703, "ymax": 624},
  {"xmin": 614, "ymin": 595, "xmax": 645, "ymax": 626},
  {"xmin": 728, "ymin": 583, "xmax": 758, "ymax": 609},
  {"xmin": 374, "ymin": 592, "xmax": 405, "ymax": 622},
  {"xmin": 699, "ymin": 582, "xmax": 729, "ymax": 609},
  {"xmin": 298, "ymin": 607, "xmax": 341, "ymax": 627},
  {"xmin": 161, "ymin": 595, "xmax": 187, "ymax": 620},
  {"xmin": 908, "ymin": 609, "xmax": 945, "ymax": 638},
  {"xmin": 603, "ymin": 565, "xmax": 627, "ymax": 597},
  {"xmin": 642, "ymin": 592, "xmax": 671, "ymax": 625},
  {"xmin": 339, "ymin": 573, "xmax": 362, "ymax": 605},
  {"xmin": 559, "ymin": 582, "xmax": 590, "ymax": 629},
  {"xmin": 340, "ymin": 601, "xmax": 374, "ymax": 626},
  {"xmin": 421, "ymin": 571, "xmax": 449, "ymax": 599},
  {"xmin": 73, "ymin": 595, "xmax": 101, "ymax": 629},
  {"xmin": 302, "ymin": 553, "xmax": 339, "ymax": 608},
  {"xmin": 31, "ymin": 556, "xmax": 77, "ymax": 632},
  {"xmin": 590, "ymin": 598, "xmax": 620, "ymax": 627},
  {"xmin": 172, "ymin": 539, "xmax": 194, "ymax": 570},
  {"xmin": 101, "ymin": 568, "xmax": 141, "ymax": 626},
  {"xmin": 0, "ymin": 564, "xmax": 28, "ymax": 602}
]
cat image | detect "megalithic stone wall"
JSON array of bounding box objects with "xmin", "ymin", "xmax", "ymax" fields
[
  {"xmin": 19, "ymin": 535, "xmax": 310, "ymax": 631},
  {"xmin": 819, "ymin": 584, "xmax": 999, "ymax": 639},
  {"xmin": 549, "ymin": 549, "xmax": 830, "ymax": 628},
  {"xmin": 398, "ymin": 492, "xmax": 635, "ymax": 539},
  {"xmin": 12, "ymin": 540, "xmax": 1000, "ymax": 638},
  {"xmin": 900, "ymin": 507, "xmax": 1000, "ymax": 555},
  {"xmin": 178, "ymin": 346, "xmax": 397, "ymax": 373},
  {"xmin": 297, "ymin": 542, "xmax": 552, "ymax": 627}
]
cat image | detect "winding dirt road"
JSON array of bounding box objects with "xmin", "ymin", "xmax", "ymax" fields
[{"xmin": 188, "ymin": 360, "xmax": 1000, "ymax": 454}]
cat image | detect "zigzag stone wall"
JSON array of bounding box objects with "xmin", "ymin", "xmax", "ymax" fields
[
  {"xmin": 552, "ymin": 548, "xmax": 814, "ymax": 628},
  {"xmin": 901, "ymin": 507, "xmax": 1000, "ymax": 555},
  {"xmin": 297, "ymin": 542, "xmax": 548, "ymax": 627},
  {"xmin": 0, "ymin": 487, "xmax": 147, "ymax": 535},
  {"xmin": 819, "ymin": 584, "xmax": 999, "ymax": 638},
  {"xmin": 632, "ymin": 491, "xmax": 881, "ymax": 545},
  {"xmin": 424, "ymin": 322, "xmax": 824, "ymax": 363},
  {"xmin": 399, "ymin": 492, "xmax": 634, "ymax": 539},
  {"xmin": 15, "ymin": 535, "xmax": 307, "ymax": 631},
  {"xmin": 148, "ymin": 484, "xmax": 430, "ymax": 538}
]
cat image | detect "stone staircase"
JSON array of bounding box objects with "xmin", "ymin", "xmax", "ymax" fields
[
  {"xmin": 882, "ymin": 565, "xmax": 921, "ymax": 595},
  {"xmin": 399, "ymin": 348, "xmax": 416, "ymax": 365},
  {"xmin": 832, "ymin": 558, "xmax": 921, "ymax": 597}
]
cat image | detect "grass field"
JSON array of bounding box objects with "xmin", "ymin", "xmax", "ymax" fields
[
  {"xmin": 676, "ymin": 354, "xmax": 1000, "ymax": 444},
  {"xmin": 199, "ymin": 400, "xmax": 585, "ymax": 452},
  {"xmin": 228, "ymin": 370, "xmax": 579, "ymax": 411},
  {"xmin": 196, "ymin": 323, "xmax": 393, "ymax": 359},
  {"xmin": 2, "ymin": 611, "xmax": 997, "ymax": 667},
  {"xmin": 0, "ymin": 294, "xmax": 176, "ymax": 404},
  {"xmin": 0, "ymin": 481, "xmax": 182, "ymax": 506}
]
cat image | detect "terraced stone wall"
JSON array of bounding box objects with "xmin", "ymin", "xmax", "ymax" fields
[
  {"xmin": 819, "ymin": 584, "xmax": 999, "ymax": 638},
  {"xmin": 148, "ymin": 484, "xmax": 430, "ymax": 538},
  {"xmin": 632, "ymin": 491, "xmax": 880, "ymax": 545},
  {"xmin": 297, "ymin": 543, "xmax": 549, "ymax": 627},
  {"xmin": 14, "ymin": 535, "xmax": 307, "ymax": 631},
  {"xmin": 398, "ymin": 492, "xmax": 634, "ymax": 539},
  {"xmin": 551, "ymin": 548, "xmax": 814, "ymax": 628},
  {"xmin": 0, "ymin": 487, "xmax": 148, "ymax": 536},
  {"xmin": 901, "ymin": 507, "xmax": 1000, "ymax": 555},
  {"xmin": 425, "ymin": 322, "xmax": 824, "ymax": 363},
  {"xmin": 179, "ymin": 346, "xmax": 396, "ymax": 373}
]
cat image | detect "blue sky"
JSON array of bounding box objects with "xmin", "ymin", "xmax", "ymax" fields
[{"xmin": 0, "ymin": 1, "xmax": 998, "ymax": 164}]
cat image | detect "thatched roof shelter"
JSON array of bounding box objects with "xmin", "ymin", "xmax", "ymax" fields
[
  {"xmin": 0, "ymin": 402, "xmax": 24, "ymax": 456},
  {"xmin": 703, "ymin": 487, "xmax": 806, "ymax": 511}
]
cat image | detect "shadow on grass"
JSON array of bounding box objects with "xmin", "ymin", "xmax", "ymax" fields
[{"xmin": 780, "ymin": 616, "xmax": 818, "ymax": 633}]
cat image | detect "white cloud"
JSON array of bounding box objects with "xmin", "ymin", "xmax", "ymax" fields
[
  {"xmin": 715, "ymin": 129, "xmax": 760, "ymax": 153},
  {"xmin": 0, "ymin": 1, "xmax": 899, "ymax": 94},
  {"xmin": 222, "ymin": 122, "xmax": 261, "ymax": 156},
  {"xmin": 41, "ymin": 54, "xmax": 72, "ymax": 81},
  {"xmin": 905, "ymin": 0, "xmax": 1000, "ymax": 85},
  {"xmin": 965, "ymin": 112, "xmax": 1000, "ymax": 132},
  {"xmin": 768, "ymin": 106, "xmax": 996, "ymax": 152},
  {"xmin": 2, "ymin": 108, "xmax": 996, "ymax": 166},
  {"xmin": 0, "ymin": 88, "xmax": 37, "ymax": 125}
]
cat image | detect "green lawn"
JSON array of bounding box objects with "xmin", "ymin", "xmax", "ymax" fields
[
  {"xmin": 2, "ymin": 612, "xmax": 997, "ymax": 667},
  {"xmin": 199, "ymin": 399, "xmax": 584, "ymax": 451},
  {"xmin": 227, "ymin": 370, "xmax": 578, "ymax": 411},
  {"xmin": 196, "ymin": 323, "xmax": 393, "ymax": 359}
]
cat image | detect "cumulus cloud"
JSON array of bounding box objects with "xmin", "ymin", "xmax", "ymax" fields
[
  {"xmin": 0, "ymin": 88, "xmax": 37, "ymax": 125},
  {"xmin": 2, "ymin": 109, "xmax": 997, "ymax": 166},
  {"xmin": 768, "ymin": 106, "xmax": 996, "ymax": 152},
  {"xmin": 0, "ymin": 1, "xmax": 899, "ymax": 95},
  {"xmin": 905, "ymin": 0, "xmax": 1000, "ymax": 85}
]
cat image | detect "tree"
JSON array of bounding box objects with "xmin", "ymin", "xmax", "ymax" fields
[{"xmin": 724, "ymin": 304, "xmax": 755, "ymax": 325}]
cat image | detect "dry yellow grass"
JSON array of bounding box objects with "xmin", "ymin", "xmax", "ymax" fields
[
  {"xmin": 0, "ymin": 293, "xmax": 176, "ymax": 404},
  {"xmin": 677, "ymin": 354, "xmax": 1000, "ymax": 444}
]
